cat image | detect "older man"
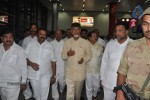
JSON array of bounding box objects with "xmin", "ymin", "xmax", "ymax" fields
[
  {"xmin": 50, "ymin": 29, "xmax": 66, "ymax": 100},
  {"xmin": 62, "ymin": 23, "xmax": 92, "ymax": 100}
]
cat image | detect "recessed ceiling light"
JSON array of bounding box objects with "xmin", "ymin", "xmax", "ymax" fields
[
  {"xmin": 118, "ymin": 0, "xmax": 121, "ymax": 2},
  {"xmin": 145, "ymin": 0, "xmax": 149, "ymax": 3}
]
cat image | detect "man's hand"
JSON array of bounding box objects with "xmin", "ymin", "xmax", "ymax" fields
[
  {"xmin": 50, "ymin": 76, "xmax": 56, "ymax": 85},
  {"xmin": 20, "ymin": 83, "xmax": 27, "ymax": 91},
  {"xmin": 78, "ymin": 58, "xmax": 84, "ymax": 64},
  {"xmin": 116, "ymin": 90, "xmax": 126, "ymax": 100},
  {"xmin": 67, "ymin": 48, "xmax": 75, "ymax": 57},
  {"xmin": 31, "ymin": 63, "xmax": 39, "ymax": 71}
]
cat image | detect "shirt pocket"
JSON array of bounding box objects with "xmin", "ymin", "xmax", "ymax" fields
[
  {"xmin": 41, "ymin": 49, "xmax": 50, "ymax": 59},
  {"xmin": 7, "ymin": 55, "xmax": 17, "ymax": 65}
]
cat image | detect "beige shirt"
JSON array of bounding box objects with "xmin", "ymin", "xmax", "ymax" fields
[
  {"xmin": 62, "ymin": 37, "xmax": 92, "ymax": 81},
  {"xmin": 118, "ymin": 37, "xmax": 150, "ymax": 99},
  {"xmin": 86, "ymin": 42, "xmax": 103, "ymax": 74}
]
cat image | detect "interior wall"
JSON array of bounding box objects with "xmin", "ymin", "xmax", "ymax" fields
[{"xmin": 47, "ymin": 11, "xmax": 132, "ymax": 36}]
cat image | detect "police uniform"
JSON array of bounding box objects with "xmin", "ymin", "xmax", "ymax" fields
[{"xmin": 118, "ymin": 37, "xmax": 150, "ymax": 100}]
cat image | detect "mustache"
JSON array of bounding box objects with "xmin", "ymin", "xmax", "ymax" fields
[
  {"xmin": 40, "ymin": 37, "xmax": 45, "ymax": 39},
  {"xmin": 30, "ymin": 30, "xmax": 36, "ymax": 32},
  {"xmin": 146, "ymin": 30, "xmax": 150, "ymax": 33},
  {"xmin": 6, "ymin": 40, "xmax": 12, "ymax": 42}
]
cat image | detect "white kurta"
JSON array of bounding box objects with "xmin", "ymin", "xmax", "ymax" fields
[
  {"xmin": 100, "ymin": 37, "xmax": 132, "ymax": 89},
  {"xmin": 86, "ymin": 42, "xmax": 103, "ymax": 100},
  {"xmin": 25, "ymin": 40, "xmax": 56, "ymax": 80},
  {"xmin": 98, "ymin": 37, "xmax": 106, "ymax": 47},
  {"xmin": 22, "ymin": 35, "xmax": 37, "ymax": 49},
  {"xmin": 50, "ymin": 39, "xmax": 65, "ymax": 75},
  {"xmin": 0, "ymin": 42, "xmax": 27, "ymax": 84},
  {"xmin": 25, "ymin": 40, "xmax": 56, "ymax": 100},
  {"xmin": 0, "ymin": 43, "xmax": 27, "ymax": 100}
]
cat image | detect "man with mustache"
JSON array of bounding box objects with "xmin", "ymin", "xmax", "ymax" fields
[
  {"xmin": 100, "ymin": 22, "xmax": 132, "ymax": 100},
  {"xmin": 22, "ymin": 23, "xmax": 38, "ymax": 49},
  {"xmin": 62, "ymin": 23, "xmax": 92, "ymax": 100},
  {"xmin": 25, "ymin": 28, "xmax": 56, "ymax": 100},
  {"xmin": 22, "ymin": 23, "xmax": 38, "ymax": 100},
  {"xmin": 116, "ymin": 14, "xmax": 150, "ymax": 100},
  {"xmin": 0, "ymin": 30, "xmax": 27, "ymax": 100}
]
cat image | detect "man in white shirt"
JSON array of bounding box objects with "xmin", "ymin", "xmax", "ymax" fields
[
  {"xmin": 22, "ymin": 23, "xmax": 38, "ymax": 49},
  {"xmin": 22, "ymin": 23, "xmax": 38, "ymax": 100},
  {"xmin": 100, "ymin": 22, "xmax": 132, "ymax": 100},
  {"xmin": 86, "ymin": 31, "xmax": 103, "ymax": 100},
  {"xmin": 0, "ymin": 30, "xmax": 27, "ymax": 100},
  {"xmin": 50, "ymin": 29, "xmax": 65, "ymax": 100},
  {"xmin": 25, "ymin": 28, "xmax": 56, "ymax": 100}
]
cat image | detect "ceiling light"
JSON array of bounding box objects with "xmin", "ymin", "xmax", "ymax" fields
[
  {"xmin": 102, "ymin": 9, "xmax": 104, "ymax": 11},
  {"xmin": 145, "ymin": 0, "xmax": 149, "ymax": 3},
  {"xmin": 83, "ymin": 9, "xmax": 85, "ymax": 11},
  {"xmin": 83, "ymin": 4, "xmax": 85, "ymax": 7},
  {"xmin": 60, "ymin": 4, "xmax": 62, "ymax": 6},
  {"xmin": 83, "ymin": 0, "xmax": 85, "ymax": 1},
  {"xmin": 126, "ymin": 19, "xmax": 129, "ymax": 22},
  {"xmin": 106, "ymin": 5, "xmax": 108, "ymax": 8},
  {"xmin": 122, "ymin": 19, "xmax": 125, "ymax": 21},
  {"xmin": 129, "ymin": 10, "xmax": 131, "ymax": 12},
  {"xmin": 118, "ymin": 0, "xmax": 121, "ymax": 2},
  {"xmin": 63, "ymin": 9, "xmax": 64, "ymax": 11}
]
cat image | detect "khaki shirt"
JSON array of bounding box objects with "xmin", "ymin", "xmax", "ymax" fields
[
  {"xmin": 86, "ymin": 42, "xmax": 103, "ymax": 74},
  {"xmin": 118, "ymin": 37, "xmax": 150, "ymax": 99},
  {"xmin": 62, "ymin": 37, "xmax": 92, "ymax": 81}
]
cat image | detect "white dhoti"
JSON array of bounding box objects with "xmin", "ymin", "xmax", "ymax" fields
[
  {"xmin": 30, "ymin": 76, "xmax": 50, "ymax": 100},
  {"xmin": 52, "ymin": 73, "xmax": 66, "ymax": 100},
  {"xmin": 0, "ymin": 84, "xmax": 20, "ymax": 100}
]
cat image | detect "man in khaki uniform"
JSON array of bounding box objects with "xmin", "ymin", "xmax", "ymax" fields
[
  {"xmin": 116, "ymin": 14, "xmax": 150, "ymax": 100},
  {"xmin": 62, "ymin": 23, "xmax": 92, "ymax": 100}
]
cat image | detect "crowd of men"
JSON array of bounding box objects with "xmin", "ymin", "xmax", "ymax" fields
[{"xmin": 0, "ymin": 13, "xmax": 150, "ymax": 100}]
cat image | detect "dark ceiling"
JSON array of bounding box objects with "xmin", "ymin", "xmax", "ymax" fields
[{"xmin": 39, "ymin": 0, "xmax": 150, "ymax": 12}]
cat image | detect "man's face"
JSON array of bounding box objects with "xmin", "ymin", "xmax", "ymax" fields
[
  {"xmin": 55, "ymin": 30, "xmax": 62, "ymax": 41},
  {"xmin": 1, "ymin": 33, "xmax": 14, "ymax": 46},
  {"xmin": 81, "ymin": 31, "xmax": 88, "ymax": 40},
  {"xmin": 66, "ymin": 29, "xmax": 72, "ymax": 38},
  {"xmin": 71, "ymin": 27, "xmax": 81, "ymax": 38},
  {"xmin": 141, "ymin": 15, "xmax": 150, "ymax": 40},
  {"xmin": 37, "ymin": 30, "xmax": 47, "ymax": 43},
  {"xmin": 30, "ymin": 25, "xmax": 37, "ymax": 35},
  {"xmin": 89, "ymin": 32, "xmax": 98, "ymax": 43},
  {"xmin": 114, "ymin": 25, "xmax": 128, "ymax": 40}
]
